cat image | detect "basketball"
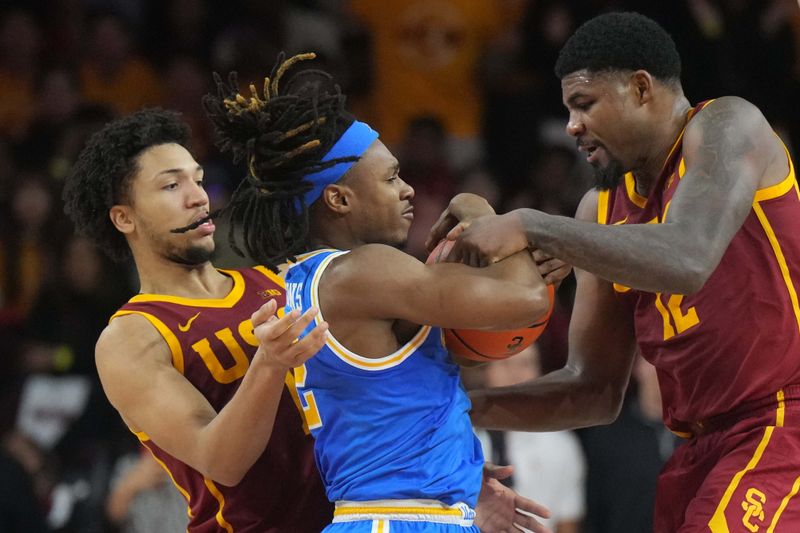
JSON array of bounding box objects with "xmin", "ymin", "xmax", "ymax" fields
[{"xmin": 426, "ymin": 239, "xmax": 555, "ymax": 362}]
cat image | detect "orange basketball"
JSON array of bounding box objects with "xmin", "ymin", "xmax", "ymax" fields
[{"xmin": 426, "ymin": 239, "xmax": 555, "ymax": 362}]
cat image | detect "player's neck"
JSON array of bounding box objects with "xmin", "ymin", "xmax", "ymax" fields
[
  {"xmin": 632, "ymin": 97, "xmax": 692, "ymax": 195},
  {"xmin": 135, "ymin": 257, "xmax": 232, "ymax": 299}
]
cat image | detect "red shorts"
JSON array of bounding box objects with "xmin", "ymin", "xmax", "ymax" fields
[{"xmin": 655, "ymin": 396, "xmax": 800, "ymax": 532}]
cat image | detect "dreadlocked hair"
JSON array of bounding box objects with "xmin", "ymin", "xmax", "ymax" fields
[
  {"xmin": 63, "ymin": 108, "xmax": 191, "ymax": 262},
  {"xmin": 203, "ymin": 52, "xmax": 355, "ymax": 271}
]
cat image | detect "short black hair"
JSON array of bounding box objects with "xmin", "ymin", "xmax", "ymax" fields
[
  {"xmin": 554, "ymin": 12, "xmax": 681, "ymax": 83},
  {"xmin": 203, "ymin": 53, "xmax": 354, "ymax": 270},
  {"xmin": 63, "ymin": 108, "xmax": 191, "ymax": 261}
]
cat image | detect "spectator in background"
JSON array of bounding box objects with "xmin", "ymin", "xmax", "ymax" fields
[
  {"xmin": 345, "ymin": 0, "xmax": 525, "ymax": 168},
  {"xmin": 0, "ymin": 8, "xmax": 42, "ymax": 141},
  {"xmin": 578, "ymin": 356, "xmax": 682, "ymax": 533},
  {"xmin": 0, "ymin": 172, "xmax": 63, "ymax": 328},
  {"xmin": 15, "ymin": 66, "xmax": 82, "ymax": 170},
  {"xmin": 79, "ymin": 12, "xmax": 163, "ymax": 115},
  {"xmin": 106, "ymin": 450, "xmax": 187, "ymax": 533},
  {"xmin": 398, "ymin": 116, "xmax": 457, "ymax": 259},
  {"xmin": 0, "ymin": 432, "xmax": 50, "ymax": 533},
  {"xmin": 13, "ymin": 235, "xmax": 132, "ymax": 532}
]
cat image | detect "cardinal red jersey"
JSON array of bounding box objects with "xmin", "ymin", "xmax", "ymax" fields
[
  {"xmin": 110, "ymin": 266, "xmax": 332, "ymax": 532},
  {"xmin": 597, "ymin": 100, "xmax": 800, "ymax": 434}
]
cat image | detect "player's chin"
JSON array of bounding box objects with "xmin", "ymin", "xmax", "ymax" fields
[{"xmin": 171, "ymin": 243, "xmax": 215, "ymax": 266}]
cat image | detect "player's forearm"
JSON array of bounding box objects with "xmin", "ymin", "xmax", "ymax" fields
[
  {"xmin": 195, "ymin": 363, "xmax": 287, "ymax": 486},
  {"xmin": 517, "ymin": 209, "xmax": 713, "ymax": 294},
  {"xmin": 483, "ymin": 250, "xmax": 551, "ymax": 326},
  {"xmin": 469, "ymin": 366, "xmax": 625, "ymax": 431}
]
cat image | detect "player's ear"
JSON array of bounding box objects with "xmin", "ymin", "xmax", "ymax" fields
[
  {"xmin": 321, "ymin": 183, "xmax": 352, "ymax": 214},
  {"xmin": 110, "ymin": 204, "xmax": 135, "ymax": 234},
  {"xmin": 630, "ymin": 70, "xmax": 654, "ymax": 104}
]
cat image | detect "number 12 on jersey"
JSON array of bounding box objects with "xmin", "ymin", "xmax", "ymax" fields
[{"xmin": 654, "ymin": 293, "xmax": 700, "ymax": 340}]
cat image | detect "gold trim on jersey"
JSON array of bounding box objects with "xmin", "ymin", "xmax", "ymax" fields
[
  {"xmin": 110, "ymin": 310, "xmax": 185, "ymax": 374},
  {"xmin": 253, "ymin": 265, "xmax": 285, "ymax": 287},
  {"xmin": 137, "ymin": 437, "xmax": 194, "ymax": 519},
  {"xmin": 752, "ymin": 200, "xmax": 800, "ymax": 336},
  {"xmin": 128, "ymin": 269, "xmax": 245, "ymax": 308},
  {"xmin": 307, "ymin": 250, "xmax": 431, "ymax": 371},
  {"xmin": 624, "ymin": 173, "xmax": 648, "ymax": 208},
  {"xmin": 707, "ymin": 390, "xmax": 785, "ymax": 532},
  {"xmin": 622, "ymin": 100, "xmax": 715, "ymax": 209},
  {"xmin": 333, "ymin": 499, "xmax": 475, "ymax": 526},
  {"xmin": 284, "ymin": 371, "xmax": 311, "ymax": 435},
  {"xmin": 597, "ymin": 189, "xmax": 610, "ymax": 224},
  {"xmin": 203, "ymin": 477, "xmax": 234, "ymax": 532},
  {"xmin": 292, "ymin": 248, "xmax": 339, "ymax": 263},
  {"xmin": 753, "ymin": 142, "xmax": 797, "ymax": 203}
]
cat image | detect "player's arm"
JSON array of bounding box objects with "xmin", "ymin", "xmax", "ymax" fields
[
  {"xmin": 444, "ymin": 97, "xmax": 786, "ymax": 294},
  {"xmin": 322, "ymin": 244, "xmax": 550, "ymax": 331},
  {"xmin": 96, "ymin": 300, "xmax": 326, "ymax": 487},
  {"xmin": 469, "ymin": 191, "xmax": 638, "ymax": 430}
]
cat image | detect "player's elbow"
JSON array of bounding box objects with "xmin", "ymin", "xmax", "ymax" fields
[
  {"xmin": 202, "ymin": 464, "xmax": 248, "ymax": 487},
  {"xmin": 503, "ymin": 284, "xmax": 551, "ymax": 329},
  {"xmin": 573, "ymin": 366, "xmax": 626, "ymax": 425},
  {"xmin": 674, "ymin": 256, "xmax": 715, "ymax": 295}
]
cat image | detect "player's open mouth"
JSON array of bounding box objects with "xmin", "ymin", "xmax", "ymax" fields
[{"xmin": 580, "ymin": 143, "xmax": 603, "ymax": 165}]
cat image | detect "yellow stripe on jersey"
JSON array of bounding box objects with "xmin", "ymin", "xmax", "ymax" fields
[
  {"xmin": 203, "ymin": 478, "xmax": 234, "ymax": 533},
  {"xmin": 752, "ymin": 202, "xmax": 800, "ymax": 336},
  {"xmin": 284, "ymin": 370, "xmax": 311, "ymax": 435},
  {"xmin": 326, "ymin": 326, "xmax": 431, "ymax": 371},
  {"xmin": 597, "ymin": 189, "xmax": 610, "ymax": 224},
  {"xmin": 128, "ymin": 269, "xmax": 245, "ymax": 308},
  {"xmin": 708, "ymin": 426, "xmax": 776, "ymax": 532},
  {"xmin": 253, "ymin": 265, "xmax": 285, "ymax": 288},
  {"xmin": 624, "ymin": 173, "xmax": 647, "ymax": 208},
  {"xmin": 754, "ymin": 141, "xmax": 797, "ymax": 203},
  {"xmin": 110, "ymin": 310, "xmax": 185, "ymax": 374},
  {"xmin": 335, "ymin": 506, "xmax": 464, "ymax": 517},
  {"xmin": 293, "ymin": 248, "xmax": 339, "ymax": 263},
  {"xmin": 140, "ymin": 441, "xmax": 194, "ymax": 519},
  {"xmin": 768, "ymin": 474, "xmax": 800, "ymax": 532},
  {"xmin": 777, "ymin": 389, "xmax": 786, "ymax": 428},
  {"xmin": 307, "ymin": 250, "xmax": 430, "ymax": 371}
]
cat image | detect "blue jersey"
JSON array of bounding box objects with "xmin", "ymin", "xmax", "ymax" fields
[{"xmin": 285, "ymin": 249, "xmax": 484, "ymax": 507}]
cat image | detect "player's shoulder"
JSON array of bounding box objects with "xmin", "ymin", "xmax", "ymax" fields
[
  {"xmin": 96, "ymin": 312, "xmax": 171, "ymax": 368},
  {"xmin": 576, "ymin": 188, "xmax": 601, "ymax": 223},
  {"xmin": 322, "ymin": 244, "xmax": 419, "ymax": 289},
  {"xmin": 687, "ymin": 96, "xmax": 770, "ymax": 137}
]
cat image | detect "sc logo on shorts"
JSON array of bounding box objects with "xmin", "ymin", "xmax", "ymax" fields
[{"xmin": 741, "ymin": 487, "xmax": 767, "ymax": 532}]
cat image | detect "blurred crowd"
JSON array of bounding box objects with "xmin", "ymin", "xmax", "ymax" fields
[{"xmin": 0, "ymin": 0, "xmax": 798, "ymax": 531}]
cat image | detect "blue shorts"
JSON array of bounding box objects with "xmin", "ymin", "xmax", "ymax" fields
[{"xmin": 325, "ymin": 500, "xmax": 480, "ymax": 533}]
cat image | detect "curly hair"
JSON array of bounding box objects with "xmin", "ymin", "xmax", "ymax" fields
[
  {"xmin": 63, "ymin": 108, "xmax": 191, "ymax": 262},
  {"xmin": 202, "ymin": 52, "xmax": 354, "ymax": 270},
  {"xmin": 554, "ymin": 12, "xmax": 681, "ymax": 84}
]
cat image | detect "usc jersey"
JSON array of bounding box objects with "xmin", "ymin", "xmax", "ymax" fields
[
  {"xmin": 110, "ymin": 267, "xmax": 332, "ymax": 532},
  {"xmin": 598, "ymin": 101, "xmax": 800, "ymax": 433}
]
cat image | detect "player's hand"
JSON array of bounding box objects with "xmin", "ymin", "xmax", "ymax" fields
[
  {"xmin": 251, "ymin": 299, "xmax": 328, "ymax": 370},
  {"xmin": 475, "ymin": 463, "xmax": 552, "ymax": 533},
  {"xmin": 446, "ymin": 212, "xmax": 529, "ymax": 267},
  {"xmin": 425, "ymin": 193, "xmax": 495, "ymax": 253},
  {"xmin": 531, "ymin": 249, "xmax": 571, "ymax": 287}
]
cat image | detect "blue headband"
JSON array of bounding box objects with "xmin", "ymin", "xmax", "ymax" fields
[{"xmin": 302, "ymin": 120, "xmax": 379, "ymax": 207}]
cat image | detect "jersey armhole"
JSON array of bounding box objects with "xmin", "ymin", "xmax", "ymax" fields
[{"xmin": 109, "ymin": 310, "xmax": 186, "ymax": 374}]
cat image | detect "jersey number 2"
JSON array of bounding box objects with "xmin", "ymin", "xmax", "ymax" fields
[{"xmin": 293, "ymin": 364, "xmax": 323, "ymax": 430}]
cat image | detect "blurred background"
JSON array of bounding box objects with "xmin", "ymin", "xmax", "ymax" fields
[{"xmin": 0, "ymin": 0, "xmax": 797, "ymax": 531}]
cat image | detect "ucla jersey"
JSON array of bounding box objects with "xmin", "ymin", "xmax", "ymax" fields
[{"xmin": 285, "ymin": 249, "xmax": 484, "ymax": 508}]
